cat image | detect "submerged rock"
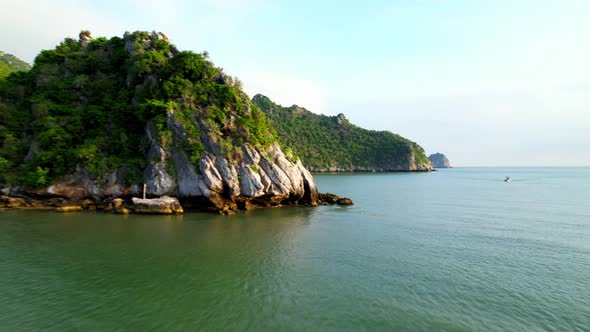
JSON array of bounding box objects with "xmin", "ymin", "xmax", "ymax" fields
[
  {"xmin": 55, "ymin": 206, "xmax": 83, "ymax": 212},
  {"xmin": 318, "ymin": 193, "xmax": 354, "ymax": 206},
  {"xmin": 336, "ymin": 197, "xmax": 354, "ymax": 206}
]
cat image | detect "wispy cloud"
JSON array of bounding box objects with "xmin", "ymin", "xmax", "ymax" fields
[
  {"xmin": 240, "ymin": 70, "xmax": 326, "ymax": 113},
  {"xmin": 0, "ymin": 0, "xmax": 125, "ymax": 63},
  {"xmin": 0, "ymin": 0, "xmax": 270, "ymax": 63}
]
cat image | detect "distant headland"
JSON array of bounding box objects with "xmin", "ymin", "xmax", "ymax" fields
[
  {"xmin": 428, "ymin": 153, "xmax": 451, "ymax": 168},
  {"xmin": 252, "ymin": 94, "xmax": 432, "ymax": 172}
]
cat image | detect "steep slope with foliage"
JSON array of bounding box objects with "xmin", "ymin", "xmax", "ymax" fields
[
  {"xmin": 252, "ymin": 94, "xmax": 431, "ymax": 172},
  {"xmin": 0, "ymin": 31, "xmax": 321, "ymax": 211},
  {"xmin": 0, "ymin": 51, "xmax": 31, "ymax": 78},
  {"xmin": 0, "ymin": 51, "xmax": 32, "ymax": 71},
  {"xmin": 0, "ymin": 62, "xmax": 12, "ymax": 79}
]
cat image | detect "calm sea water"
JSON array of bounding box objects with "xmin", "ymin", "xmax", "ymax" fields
[{"xmin": 1, "ymin": 167, "xmax": 589, "ymax": 331}]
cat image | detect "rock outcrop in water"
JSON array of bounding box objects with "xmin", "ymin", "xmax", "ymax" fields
[
  {"xmin": 428, "ymin": 153, "xmax": 451, "ymax": 168},
  {"xmin": 131, "ymin": 196, "xmax": 184, "ymax": 214},
  {"xmin": 0, "ymin": 31, "xmax": 351, "ymax": 214}
]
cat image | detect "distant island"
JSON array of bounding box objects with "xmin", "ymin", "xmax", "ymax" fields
[
  {"xmin": 252, "ymin": 94, "xmax": 431, "ymax": 172},
  {"xmin": 428, "ymin": 153, "xmax": 451, "ymax": 168},
  {"xmin": 0, "ymin": 31, "xmax": 352, "ymax": 214}
]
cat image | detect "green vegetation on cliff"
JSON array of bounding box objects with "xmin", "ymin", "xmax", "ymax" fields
[
  {"xmin": 0, "ymin": 31, "xmax": 276, "ymax": 188},
  {"xmin": 0, "ymin": 52, "xmax": 31, "ymax": 71},
  {"xmin": 252, "ymin": 94, "xmax": 430, "ymax": 171},
  {"xmin": 0, "ymin": 51, "xmax": 31, "ymax": 79},
  {"xmin": 0, "ymin": 62, "xmax": 11, "ymax": 79}
]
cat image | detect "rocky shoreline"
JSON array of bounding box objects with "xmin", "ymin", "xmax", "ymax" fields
[
  {"xmin": 0, "ymin": 138, "xmax": 356, "ymax": 215},
  {"xmin": 0, "ymin": 192, "xmax": 353, "ymax": 215},
  {"xmin": 309, "ymin": 168, "xmax": 431, "ymax": 173},
  {"xmin": 307, "ymin": 161, "xmax": 432, "ymax": 173}
]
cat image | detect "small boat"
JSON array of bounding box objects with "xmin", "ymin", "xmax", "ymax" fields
[{"xmin": 504, "ymin": 176, "xmax": 511, "ymax": 182}]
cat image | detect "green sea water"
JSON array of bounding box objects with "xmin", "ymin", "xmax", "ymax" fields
[{"xmin": 1, "ymin": 167, "xmax": 589, "ymax": 331}]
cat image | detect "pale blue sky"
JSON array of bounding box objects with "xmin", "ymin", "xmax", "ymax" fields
[{"xmin": 1, "ymin": 0, "xmax": 589, "ymax": 166}]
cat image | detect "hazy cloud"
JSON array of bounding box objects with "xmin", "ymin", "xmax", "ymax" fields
[
  {"xmin": 0, "ymin": 0, "xmax": 125, "ymax": 63},
  {"xmin": 240, "ymin": 70, "xmax": 326, "ymax": 113}
]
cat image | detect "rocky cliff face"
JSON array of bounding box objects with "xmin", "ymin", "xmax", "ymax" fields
[
  {"xmin": 140, "ymin": 108, "xmax": 319, "ymax": 211},
  {"xmin": 0, "ymin": 31, "xmax": 332, "ymax": 213},
  {"xmin": 428, "ymin": 153, "xmax": 451, "ymax": 168}
]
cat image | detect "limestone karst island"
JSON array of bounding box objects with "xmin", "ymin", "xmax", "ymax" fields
[
  {"xmin": 3, "ymin": 2, "xmax": 589, "ymax": 330},
  {"xmin": 0, "ymin": 31, "xmax": 436, "ymax": 214}
]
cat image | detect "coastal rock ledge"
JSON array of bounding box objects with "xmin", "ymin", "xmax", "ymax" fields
[{"xmin": 1, "ymin": 137, "xmax": 355, "ymax": 214}]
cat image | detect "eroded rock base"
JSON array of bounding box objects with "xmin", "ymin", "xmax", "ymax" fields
[{"xmin": 0, "ymin": 193, "xmax": 353, "ymax": 215}]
